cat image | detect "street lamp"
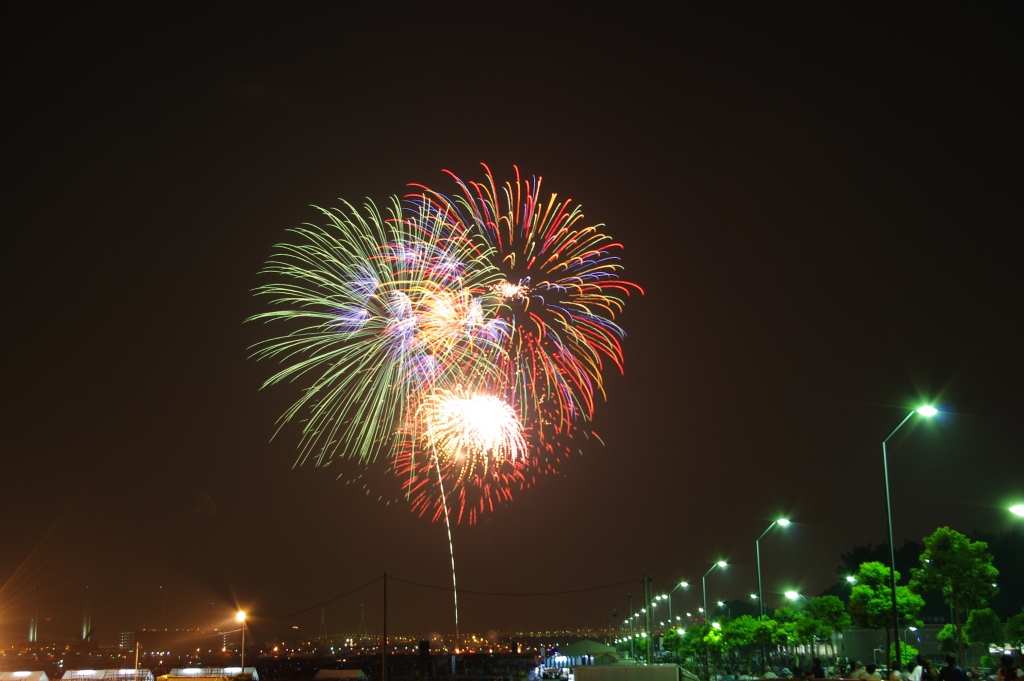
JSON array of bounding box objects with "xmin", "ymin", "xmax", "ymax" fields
[
  {"xmin": 236, "ymin": 611, "xmax": 247, "ymax": 673},
  {"xmin": 665, "ymin": 581, "xmax": 689, "ymax": 628},
  {"xmin": 883, "ymin": 405, "xmax": 938, "ymax": 670},
  {"xmin": 904, "ymin": 626, "xmax": 918, "ymax": 648},
  {"xmin": 717, "ymin": 601, "xmax": 731, "ymax": 618},
  {"xmin": 784, "ymin": 591, "xmax": 802, "ymax": 601},
  {"xmin": 1010, "ymin": 505, "xmax": 1024, "ymax": 517},
  {"xmin": 756, "ymin": 519, "xmax": 790, "ymax": 620},
  {"xmin": 702, "ymin": 562, "xmax": 727, "ymax": 681}
]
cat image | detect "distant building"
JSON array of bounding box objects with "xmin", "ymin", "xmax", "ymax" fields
[
  {"xmin": 120, "ymin": 632, "xmax": 136, "ymax": 650},
  {"xmin": 313, "ymin": 672, "xmax": 367, "ymax": 680}
]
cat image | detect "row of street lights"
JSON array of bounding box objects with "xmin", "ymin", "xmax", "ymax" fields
[{"xmin": 617, "ymin": 405, "xmax": 946, "ymax": 672}]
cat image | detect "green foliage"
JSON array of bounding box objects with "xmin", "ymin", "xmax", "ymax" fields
[
  {"xmin": 837, "ymin": 541, "xmax": 924, "ymax": 585},
  {"xmin": 662, "ymin": 627, "xmax": 684, "ymax": 652},
  {"xmin": 848, "ymin": 561, "xmax": 925, "ymax": 632},
  {"xmin": 1006, "ymin": 608, "xmax": 1024, "ymax": 647},
  {"xmin": 890, "ymin": 642, "xmax": 919, "ymax": 666},
  {"xmin": 980, "ymin": 654, "xmax": 999, "ymax": 669},
  {"xmin": 910, "ymin": 527, "xmax": 999, "ymax": 613},
  {"xmin": 723, "ymin": 615, "xmax": 759, "ymax": 651},
  {"xmin": 937, "ymin": 623, "xmax": 970, "ymax": 654},
  {"xmin": 964, "ymin": 608, "xmax": 1003, "ymax": 647},
  {"xmin": 752, "ymin": 617, "xmax": 781, "ymax": 647},
  {"xmin": 808, "ymin": 594, "xmax": 852, "ymax": 633},
  {"xmin": 971, "ymin": 528, "xmax": 1024, "ymax": 620}
]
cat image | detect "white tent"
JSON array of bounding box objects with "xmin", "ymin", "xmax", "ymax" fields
[
  {"xmin": 167, "ymin": 669, "xmax": 257, "ymax": 681},
  {"xmin": 0, "ymin": 672, "xmax": 49, "ymax": 681},
  {"xmin": 62, "ymin": 671, "xmax": 153, "ymax": 681}
]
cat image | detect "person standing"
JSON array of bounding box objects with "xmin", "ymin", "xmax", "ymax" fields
[
  {"xmin": 996, "ymin": 654, "xmax": 1019, "ymax": 681},
  {"xmin": 937, "ymin": 655, "xmax": 968, "ymax": 681},
  {"xmin": 919, "ymin": 657, "xmax": 936, "ymax": 681}
]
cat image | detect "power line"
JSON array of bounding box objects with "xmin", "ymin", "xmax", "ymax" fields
[
  {"xmin": 249, "ymin": 574, "xmax": 384, "ymax": 633},
  {"xmin": 388, "ymin": 575, "xmax": 636, "ymax": 596}
]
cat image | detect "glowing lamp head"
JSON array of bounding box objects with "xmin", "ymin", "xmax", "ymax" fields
[
  {"xmin": 717, "ymin": 601, "xmax": 725, "ymax": 607},
  {"xmin": 717, "ymin": 561, "xmax": 727, "ymax": 568},
  {"xmin": 846, "ymin": 576, "xmax": 857, "ymax": 583},
  {"xmin": 712, "ymin": 622, "xmax": 721, "ymax": 630},
  {"xmin": 236, "ymin": 611, "xmax": 246, "ymax": 623},
  {"xmin": 917, "ymin": 406, "xmax": 938, "ymax": 417},
  {"xmin": 680, "ymin": 581, "xmax": 689, "ymax": 587},
  {"xmin": 1010, "ymin": 505, "xmax": 1024, "ymax": 517},
  {"xmin": 750, "ymin": 594, "xmax": 758, "ymax": 600},
  {"xmin": 785, "ymin": 591, "xmax": 800, "ymax": 600},
  {"xmin": 777, "ymin": 518, "xmax": 791, "ymax": 527}
]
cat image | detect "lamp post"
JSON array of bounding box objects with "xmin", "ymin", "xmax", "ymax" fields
[
  {"xmin": 702, "ymin": 561, "xmax": 727, "ymax": 681},
  {"xmin": 755, "ymin": 518, "xmax": 789, "ymax": 674},
  {"xmin": 717, "ymin": 602, "xmax": 731, "ymax": 619},
  {"xmin": 756, "ymin": 519, "xmax": 790, "ymax": 619},
  {"xmin": 665, "ymin": 581, "xmax": 690, "ymax": 630},
  {"xmin": 883, "ymin": 405, "xmax": 937, "ymax": 671},
  {"xmin": 236, "ymin": 611, "xmax": 246, "ymax": 674}
]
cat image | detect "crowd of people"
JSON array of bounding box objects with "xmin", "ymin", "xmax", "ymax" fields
[{"xmin": 736, "ymin": 654, "xmax": 1022, "ymax": 681}]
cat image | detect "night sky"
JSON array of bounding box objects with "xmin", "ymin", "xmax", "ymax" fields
[{"xmin": 3, "ymin": 4, "xmax": 1022, "ymax": 646}]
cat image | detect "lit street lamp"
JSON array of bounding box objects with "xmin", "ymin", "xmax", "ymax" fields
[
  {"xmin": 702, "ymin": 562, "xmax": 727, "ymax": 681},
  {"xmin": 236, "ymin": 611, "xmax": 247, "ymax": 674},
  {"xmin": 663, "ymin": 581, "xmax": 690, "ymax": 630},
  {"xmin": 756, "ymin": 519, "xmax": 790, "ymax": 618},
  {"xmin": 717, "ymin": 601, "xmax": 731, "ymax": 618},
  {"xmin": 1010, "ymin": 505, "xmax": 1024, "ymax": 517},
  {"xmin": 882, "ymin": 405, "xmax": 938, "ymax": 670}
]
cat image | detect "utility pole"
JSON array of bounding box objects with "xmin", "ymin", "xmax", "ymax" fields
[{"xmin": 628, "ymin": 592, "xmax": 634, "ymax": 660}]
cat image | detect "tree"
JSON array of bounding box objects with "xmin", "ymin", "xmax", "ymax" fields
[
  {"xmin": 910, "ymin": 527, "xmax": 999, "ymax": 666},
  {"xmin": 971, "ymin": 528, "xmax": 1024, "ymax": 619},
  {"xmin": 723, "ymin": 615, "xmax": 760, "ymax": 673},
  {"xmin": 1006, "ymin": 608, "xmax": 1024, "ymax": 650},
  {"xmin": 890, "ymin": 642, "xmax": 919, "ymax": 667},
  {"xmin": 808, "ymin": 595, "xmax": 852, "ymax": 658},
  {"xmin": 849, "ymin": 561, "xmax": 925, "ymax": 666},
  {"xmin": 964, "ymin": 608, "xmax": 1003, "ymax": 650},
  {"xmin": 937, "ymin": 624, "xmax": 969, "ymax": 655}
]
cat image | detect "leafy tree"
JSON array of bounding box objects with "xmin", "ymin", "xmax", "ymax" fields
[
  {"xmin": 1006, "ymin": 608, "xmax": 1024, "ymax": 649},
  {"xmin": 723, "ymin": 615, "xmax": 759, "ymax": 672},
  {"xmin": 910, "ymin": 527, "xmax": 998, "ymax": 666},
  {"xmin": 848, "ymin": 561, "xmax": 925, "ymax": 665},
  {"xmin": 971, "ymin": 528, "xmax": 1024, "ymax": 619},
  {"xmin": 662, "ymin": 627, "xmax": 685, "ymax": 662},
  {"xmin": 752, "ymin": 618, "xmax": 781, "ymax": 668},
  {"xmin": 889, "ymin": 642, "xmax": 919, "ymax": 667},
  {"xmin": 837, "ymin": 541, "xmax": 924, "ymax": 585},
  {"xmin": 964, "ymin": 608, "xmax": 1003, "ymax": 649},
  {"xmin": 937, "ymin": 623, "xmax": 970, "ymax": 655},
  {"xmin": 808, "ymin": 595, "xmax": 851, "ymax": 658}
]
